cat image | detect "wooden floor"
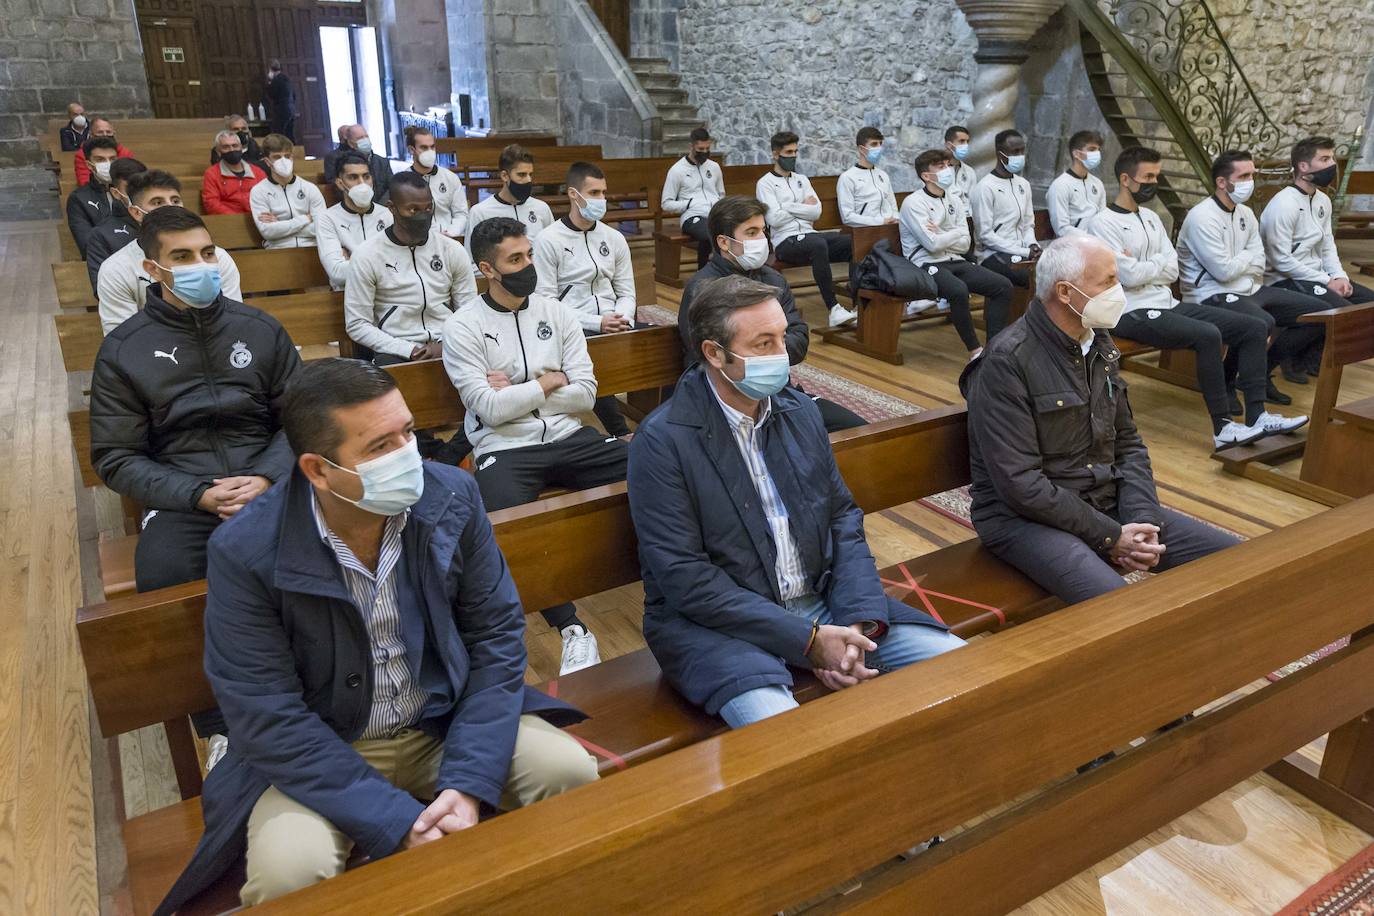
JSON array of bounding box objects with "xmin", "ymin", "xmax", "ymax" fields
[{"xmin": 4, "ymin": 214, "xmax": 1373, "ymax": 914}]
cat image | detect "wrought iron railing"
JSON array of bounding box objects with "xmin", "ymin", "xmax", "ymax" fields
[{"xmin": 1068, "ymin": 0, "xmax": 1293, "ymax": 182}]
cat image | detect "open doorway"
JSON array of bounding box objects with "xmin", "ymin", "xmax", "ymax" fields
[{"xmin": 320, "ymin": 25, "xmax": 387, "ymax": 156}]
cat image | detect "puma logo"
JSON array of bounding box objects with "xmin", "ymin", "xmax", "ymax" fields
[
  {"xmin": 154, "ymin": 347, "xmax": 178, "ymax": 365},
  {"xmin": 86, "ymin": 200, "xmax": 100, "ymax": 208},
  {"xmin": 483, "ymin": 332, "xmax": 500, "ymax": 344}
]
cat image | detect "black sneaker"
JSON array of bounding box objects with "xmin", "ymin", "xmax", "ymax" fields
[
  {"xmin": 1281, "ymin": 359, "xmax": 1309, "ymax": 385},
  {"xmin": 1266, "ymin": 379, "xmax": 1293, "ymax": 405}
]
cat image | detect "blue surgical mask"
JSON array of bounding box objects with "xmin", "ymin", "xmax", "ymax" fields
[
  {"xmin": 153, "ymin": 260, "xmax": 221, "ymax": 308},
  {"xmin": 864, "ymin": 145, "xmax": 883, "ymax": 165},
  {"xmin": 575, "ymin": 190, "xmax": 607, "ymax": 222},
  {"xmin": 1082, "ymin": 150, "xmax": 1102, "ymax": 171},
  {"xmin": 1004, "ymin": 154, "xmax": 1026, "ymax": 174},
  {"xmin": 934, "ymin": 166, "xmax": 956, "ymax": 189},
  {"xmin": 324, "ymin": 436, "xmax": 425, "ymax": 516},
  {"xmin": 355, "ymin": 137, "xmax": 373, "ymax": 155},
  {"xmin": 952, "ymin": 143, "xmax": 970, "ymax": 162},
  {"xmin": 720, "ymin": 348, "xmax": 790, "ymax": 400}
]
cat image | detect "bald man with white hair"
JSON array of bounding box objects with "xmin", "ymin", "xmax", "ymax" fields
[
  {"xmin": 324, "ymin": 123, "xmax": 393, "ymax": 200},
  {"xmin": 958, "ymin": 235, "xmax": 1240, "ymax": 605}
]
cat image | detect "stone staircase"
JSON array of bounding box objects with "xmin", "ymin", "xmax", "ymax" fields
[{"xmin": 628, "ymin": 57, "xmax": 708, "ymax": 151}]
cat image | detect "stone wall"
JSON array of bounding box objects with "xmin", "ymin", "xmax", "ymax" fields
[
  {"xmin": 1214, "ymin": 1, "xmax": 1374, "ymax": 148},
  {"xmin": 445, "ymin": 0, "xmax": 493, "ymax": 129},
  {"xmin": 629, "ymin": 0, "xmax": 684, "ymax": 68},
  {"xmin": 557, "ymin": 0, "xmax": 660, "ymax": 157},
  {"xmin": 372, "ymin": 0, "xmax": 451, "ymax": 115},
  {"xmin": 1017, "ymin": 9, "xmax": 1120, "ymax": 198},
  {"xmin": 674, "ymin": 0, "xmax": 978, "ymax": 193},
  {"xmin": 487, "ymin": 0, "xmax": 560, "ymax": 132},
  {"xmin": 0, "ymin": 0, "xmax": 151, "ymax": 167}
]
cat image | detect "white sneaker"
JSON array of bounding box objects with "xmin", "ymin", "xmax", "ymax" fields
[
  {"xmin": 559, "ymin": 625, "xmax": 600, "ymax": 675},
  {"xmin": 205, "ymin": 734, "xmax": 229, "ymax": 772},
  {"xmin": 935, "ymin": 297, "xmax": 951, "ymax": 313},
  {"xmin": 828, "ymin": 304, "xmax": 858, "ymax": 327},
  {"xmin": 904, "ymin": 299, "xmax": 936, "ymax": 318},
  {"xmin": 1253, "ymin": 410, "xmax": 1309, "ymax": 437},
  {"xmin": 1213, "ymin": 420, "xmax": 1265, "ymax": 450}
]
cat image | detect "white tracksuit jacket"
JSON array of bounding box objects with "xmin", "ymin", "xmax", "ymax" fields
[
  {"xmin": 660, "ymin": 155, "xmax": 725, "ymax": 222},
  {"xmin": 249, "ymin": 175, "xmax": 327, "ymax": 249},
  {"xmin": 1260, "ymin": 185, "xmax": 1349, "ymax": 285},
  {"xmin": 1176, "ymin": 195, "xmax": 1265, "ymax": 304},
  {"xmin": 899, "ymin": 186, "xmax": 970, "ymax": 266},
  {"xmin": 411, "ymin": 164, "xmax": 470, "ymax": 238},
  {"xmin": 756, "ymin": 170, "xmax": 823, "ymax": 246},
  {"xmin": 532, "ymin": 216, "xmax": 636, "ymax": 332},
  {"xmin": 1085, "ymin": 204, "xmax": 1179, "ymax": 314},
  {"xmin": 316, "ymin": 201, "xmax": 394, "ymax": 290},
  {"xmin": 970, "ymin": 172, "xmax": 1036, "ymax": 262},
  {"xmin": 837, "ymin": 164, "xmax": 898, "ymax": 227},
  {"xmin": 1046, "ymin": 169, "xmax": 1107, "ymax": 236},
  {"xmin": 442, "ymin": 292, "xmax": 597, "ymax": 455}
]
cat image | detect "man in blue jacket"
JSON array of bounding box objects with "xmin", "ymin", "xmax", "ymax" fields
[
  {"xmin": 628, "ymin": 275, "xmax": 965, "ymax": 727},
  {"xmin": 157, "ymin": 358, "xmax": 596, "ymax": 914}
]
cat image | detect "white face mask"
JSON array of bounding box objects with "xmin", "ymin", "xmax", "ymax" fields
[
  {"xmin": 417, "ymin": 149, "xmax": 437, "ymax": 169},
  {"xmin": 92, "ymin": 160, "xmax": 113, "ymax": 182},
  {"xmin": 271, "ymin": 157, "xmax": 294, "ymax": 179},
  {"xmin": 347, "ymin": 183, "xmax": 375, "ymax": 209},
  {"xmin": 322, "ymin": 436, "xmax": 425, "ymax": 516},
  {"xmin": 1228, "ymin": 179, "xmax": 1254, "ymax": 205},
  {"xmin": 934, "ymin": 166, "xmax": 956, "ymax": 189},
  {"xmin": 73, "ymin": 115, "xmax": 87, "ymax": 129},
  {"xmin": 1081, "ymin": 150, "xmax": 1102, "ymax": 171},
  {"xmin": 730, "ymin": 236, "xmax": 770, "ymax": 271},
  {"xmin": 1067, "ymin": 282, "xmax": 1127, "ymax": 329}
]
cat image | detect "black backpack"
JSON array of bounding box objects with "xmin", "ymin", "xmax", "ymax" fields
[{"xmin": 849, "ymin": 239, "xmax": 939, "ymax": 303}]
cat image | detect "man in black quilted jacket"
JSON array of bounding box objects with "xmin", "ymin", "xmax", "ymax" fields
[{"xmin": 89, "ymin": 206, "xmax": 302, "ymax": 593}]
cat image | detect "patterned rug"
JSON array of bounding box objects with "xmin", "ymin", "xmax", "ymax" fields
[{"xmin": 1277, "ymin": 840, "xmax": 1374, "ymax": 915}]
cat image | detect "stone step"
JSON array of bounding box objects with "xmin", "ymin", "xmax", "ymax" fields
[
  {"xmin": 636, "ymin": 71, "xmax": 681, "ymax": 90},
  {"xmin": 628, "ymin": 57, "xmax": 672, "ymax": 73},
  {"xmin": 655, "ymin": 102, "xmax": 697, "ymax": 121},
  {"xmin": 645, "ymin": 87, "xmax": 690, "ymax": 105}
]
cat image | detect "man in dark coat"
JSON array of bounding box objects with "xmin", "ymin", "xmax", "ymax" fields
[
  {"xmin": 155, "ymin": 358, "xmax": 595, "ymax": 914},
  {"xmin": 678, "ymin": 194, "xmax": 866, "ymax": 433},
  {"xmin": 960, "ymin": 234, "xmax": 1239, "ymax": 604},
  {"xmin": 629, "ymin": 275, "xmax": 964, "ymax": 726},
  {"xmin": 263, "ymin": 59, "xmax": 297, "ymax": 142}
]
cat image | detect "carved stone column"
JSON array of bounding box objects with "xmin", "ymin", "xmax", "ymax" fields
[{"xmin": 955, "ymin": 0, "xmax": 1066, "ymax": 172}]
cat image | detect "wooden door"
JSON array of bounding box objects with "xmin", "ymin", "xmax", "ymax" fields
[
  {"xmin": 587, "ymin": 0, "xmax": 629, "ymax": 57},
  {"xmin": 255, "ymin": 0, "xmax": 330, "ymax": 152},
  {"xmin": 197, "ymin": 0, "xmax": 263, "ymax": 121},
  {"xmin": 137, "ymin": 14, "xmax": 205, "ymax": 118}
]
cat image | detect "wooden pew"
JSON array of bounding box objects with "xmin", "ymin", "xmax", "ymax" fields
[
  {"xmin": 1211, "ymin": 302, "xmax": 1374, "ymax": 505},
  {"xmin": 1295, "ymin": 302, "xmax": 1374, "ymax": 500},
  {"xmin": 77, "ymin": 402, "xmax": 1066, "ymax": 914},
  {"xmin": 67, "ymin": 325, "xmax": 685, "ymax": 600},
  {"xmin": 262, "ymin": 495, "xmax": 1374, "ymax": 916},
  {"xmin": 54, "ymin": 246, "xmax": 332, "ymax": 311}
]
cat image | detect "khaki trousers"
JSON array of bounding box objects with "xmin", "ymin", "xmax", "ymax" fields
[{"xmin": 240, "ymin": 715, "xmax": 597, "ymax": 906}]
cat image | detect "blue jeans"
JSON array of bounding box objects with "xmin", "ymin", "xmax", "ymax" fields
[{"xmin": 718, "ymin": 595, "xmax": 966, "ymax": 729}]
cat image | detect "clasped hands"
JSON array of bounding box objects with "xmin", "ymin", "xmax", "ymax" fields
[
  {"xmin": 1111, "ymin": 522, "xmax": 1166, "ymax": 572},
  {"xmin": 401, "ymin": 788, "xmax": 481, "ymax": 850},
  {"xmin": 807, "ymin": 623, "xmax": 879, "ymax": 693}
]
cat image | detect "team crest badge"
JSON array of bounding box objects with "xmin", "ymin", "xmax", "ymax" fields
[
  {"xmin": 1240, "ymin": 217, "xmax": 1247, "ymax": 230},
  {"xmin": 439, "ymin": 183, "xmax": 447, "ymax": 193},
  {"xmin": 229, "ymin": 340, "xmax": 253, "ymax": 369},
  {"xmin": 297, "ymin": 189, "xmax": 305, "ymax": 201},
  {"xmin": 377, "ymin": 220, "xmax": 386, "ymax": 231},
  {"xmin": 536, "ymin": 320, "xmax": 553, "ymax": 340},
  {"xmin": 1225, "ymin": 294, "xmax": 1238, "ymax": 303},
  {"xmin": 430, "ymin": 255, "xmax": 443, "ymax": 272},
  {"xmin": 528, "ymin": 212, "xmax": 537, "ymax": 223},
  {"xmin": 1146, "ymin": 310, "xmax": 1162, "ymax": 320},
  {"xmin": 599, "ymin": 241, "xmax": 610, "ymax": 257}
]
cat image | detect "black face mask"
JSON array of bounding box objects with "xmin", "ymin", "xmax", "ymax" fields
[
  {"xmin": 508, "ymin": 179, "xmax": 533, "ymax": 204},
  {"xmin": 1306, "ymin": 164, "xmax": 1338, "ymax": 188},
  {"xmin": 690, "ymin": 150, "xmax": 710, "ymax": 165},
  {"xmin": 1130, "ymin": 182, "xmax": 1158, "ymax": 204},
  {"xmin": 236, "ymin": 131, "xmax": 251, "ymax": 147},
  {"xmin": 777, "ymin": 155, "xmax": 797, "ymax": 172},
  {"xmin": 495, "ymin": 262, "xmax": 538, "ymax": 298},
  {"xmin": 221, "ymin": 150, "xmax": 245, "ymax": 166},
  {"xmin": 394, "ymin": 209, "xmax": 433, "ymax": 241}
]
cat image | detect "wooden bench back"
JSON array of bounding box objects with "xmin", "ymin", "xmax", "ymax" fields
[
  {"xmin": 75, "ymin": 403, "xmax": 958, "ymax": 740},
  {"xmin": 431, "ymin": 134, "xmax": 560, "ymax": 160},
  {"xmin": 270, "ymin": 494, "xmax": 1374, "ymax": 916},
  {"xmin": 388, "ymin": 323, "xmax": 684, "ymax": 430},
  {"xmin": 234, "ymin": 246, "xmax": 331, "ymax": 294}
]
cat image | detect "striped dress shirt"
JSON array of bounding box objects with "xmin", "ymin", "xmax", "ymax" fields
[
  {"xmin": 312, "ymin": 495, "xmax": 428, "ymax": 740},
  {"xmin": 709, "ymin": 384, "xmax": 811, "ymax": 602}
]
